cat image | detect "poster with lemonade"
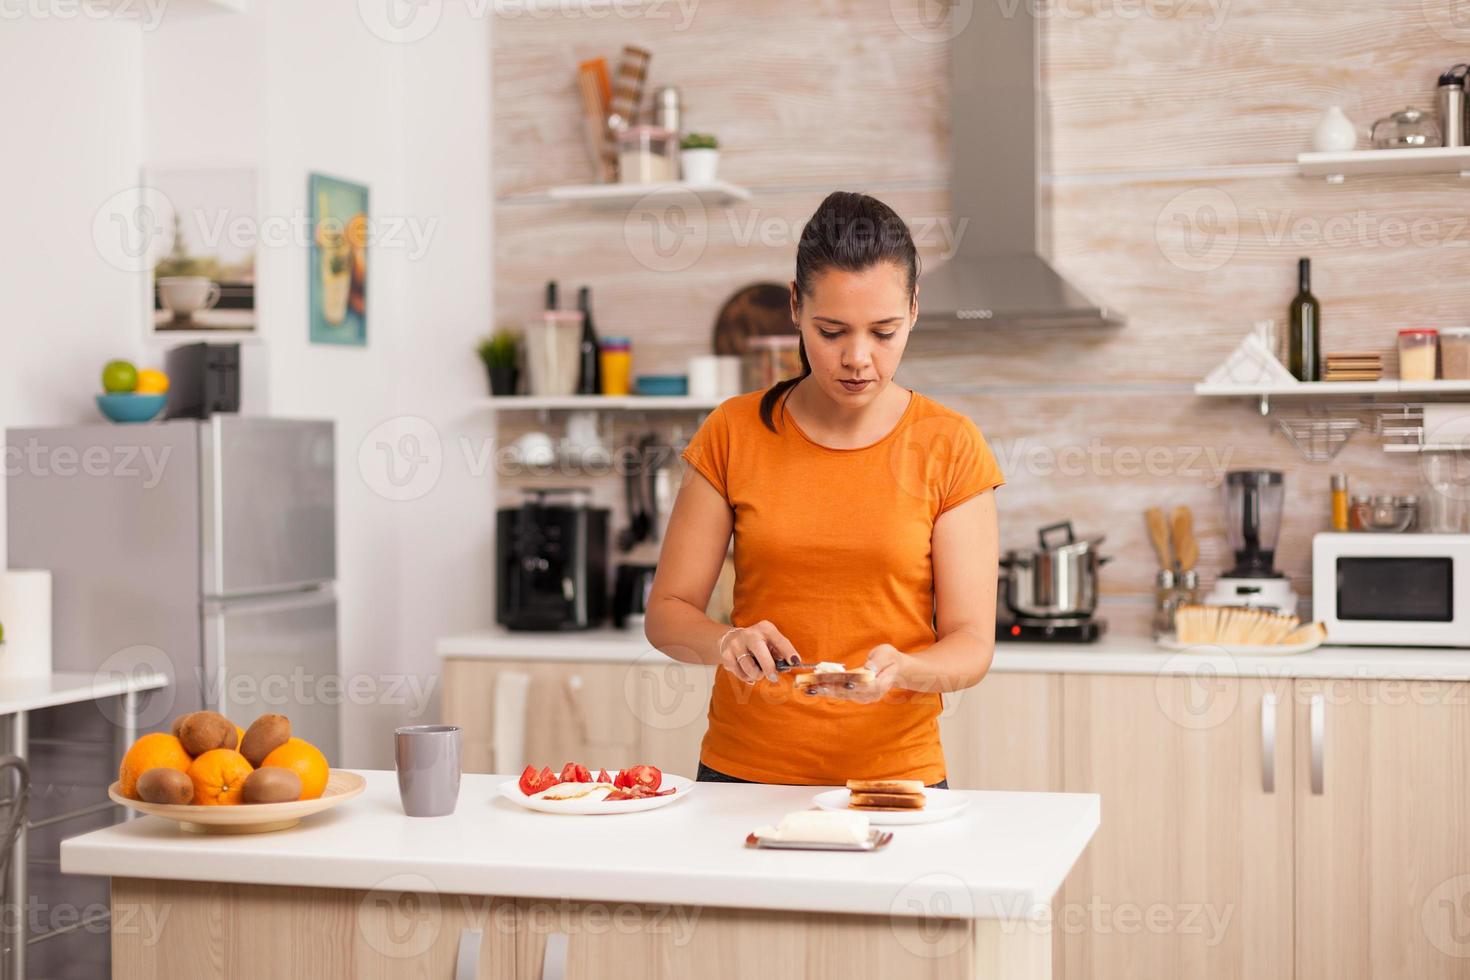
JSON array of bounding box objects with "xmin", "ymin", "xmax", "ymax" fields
[{"xmin": 308, "ymin": 173, "xmax": 368, "ymax": 346}]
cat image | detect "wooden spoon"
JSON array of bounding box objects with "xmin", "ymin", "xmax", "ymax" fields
[
  {"xmin": 1145, "ymin": 507, "xmax": 1172, "ymax": 570},
  {"xmin": 1172, "ymin": 506, "xmax": 1198, "ymax": 572}
]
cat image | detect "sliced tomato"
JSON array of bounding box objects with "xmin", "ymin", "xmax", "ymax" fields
[
  {"xmin": 518, "ymin": 764, "xmax": 540, "ymax": 796},
  {"xmin": 624, "ymin": 764, "xmax": 662, "ymax": 792},
  {"xmin": 536, "ymin": 766, "xmax": 559, "ymax": 792},
  {"xmin": 596, "ymin": 769, "xmax": 612, "ymax": 783},
  {"xmin": 558, "ymin": 762, "xmax": 592, "ymax": 784}
]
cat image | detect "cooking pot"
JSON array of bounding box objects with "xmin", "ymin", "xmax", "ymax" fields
[{"xmin": 1000, "ymin": 521, "xmax": 1111, "ymax": 619}]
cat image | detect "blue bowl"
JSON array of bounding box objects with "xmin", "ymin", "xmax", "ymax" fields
[
  {"xmin": 635, "ymin": 375, "xmax": 689, "ymax": 396},
  {"xmin": 96, "ymin": 393, "xmax": 167, "ymax": 424}
]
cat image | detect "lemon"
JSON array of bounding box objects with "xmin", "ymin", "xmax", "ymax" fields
[{"xmin": 135, "ymin": 369, "xmax": 169, "ymax": 395}]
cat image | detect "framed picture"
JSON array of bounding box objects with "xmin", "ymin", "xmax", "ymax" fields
[
  {"xmin": 308, "ymin": 173, "xmax": 368, "ymax": 347},
  {"xmin": 146, "ymin": 167, "xmax": 257, "ymax": 334}
]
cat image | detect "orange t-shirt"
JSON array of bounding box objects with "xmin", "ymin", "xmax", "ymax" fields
[{"xmin": 680, "ymin": 388, "xmax": 1004, "ymax": 785}]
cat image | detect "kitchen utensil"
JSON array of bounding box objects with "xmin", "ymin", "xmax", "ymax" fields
[
  {"xmin": 1144, "ymin": 507, "xmax": 1172, "ymax": 568},
  {"xmin": 745, "ymin": 829, "xmax": 893, "ymax": 852},
  {"xmin": 1422, "ymin": 454, "xmax": 1462, "ymax": 533},
  {"xmin": 1440, "ymin": 65, "xmax": 1467, "ymax": 148},
  {"xmin": 811, "ymin": 788, "xmax": 970, "ymax": 826},
  {"xmin": 1372, "ymin": 108, "xmax": 1442, "ymax": 148},
  {"xmin": 651, "ymin": 85, "xmax": 681, "ymax": 141},
  {"xmin": 1312, "ymin": 105, "xmax": 1358, "ymax": 152},
  {"xmin": 1152, "ymin": 568, "xmax": 1179, "ymax": 640},
  {"xmin": 712, "ymin": 282, "xmax": 793, "ymax": 356},
  {"xmin": 395, "ymin": 725, "xmax": 462, "ymax": 818},
  {"xmin": 497, "ymin": 489, "xmax": 610, "ymax": 630},
  {"xmin": 688, "ymin": 356, "xmax": 721, "ymax": 400},
  {"xmin": 525, "ymin": 311, "xmax": 584, "ymax": 396},
  {"xmin": 498, "ymin": 772, "xmax": 694, "ymax": 815},
  {"xmin": 1171, "ymin": 507, "xmax": 1198, "ymax": 571},
  {"xmin": 509, "ymin": 431, "xmax": 556, "ymax": 468},
  {"xmin": 576, "ymin": 59, "xmax": 617, "ymax": 182},
  {"xmin": 605, "ymin": 45, "xmax": 651, "ymax": 134},
  {"xmin": 1205, "ymin": 470, "xmax": 1300, "ymax": 614},
  {"xmin": 1000, "ymin": 521, "xmax": 1111, "ymax": 619},
  {"xmin": 108, "ymin": 770, "xmax": 366, "ymax": 834}
]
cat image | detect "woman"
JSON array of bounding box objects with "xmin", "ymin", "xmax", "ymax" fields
[{"xmin": 644, "ymin": 191, "xmax": 1003, "ymax": 787}]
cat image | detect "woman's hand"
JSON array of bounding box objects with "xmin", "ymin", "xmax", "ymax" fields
[
  {"xmin": 804, "ymin": 644, "xmax": 906, "ymax": 703},
  {"xmin": 719, "ymin": 620, "xmax": 802, "ymax": 684}
]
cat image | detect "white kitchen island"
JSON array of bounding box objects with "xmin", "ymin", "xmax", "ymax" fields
[{"xmin": 63, "ymin": 770, "xmax": 1099, "ymax": 979}]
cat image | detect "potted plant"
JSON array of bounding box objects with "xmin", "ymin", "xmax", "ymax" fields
[
  {"xmin": 477, "ymin": 330, "xmax": 521, "ymax": 396},
  {"xmin": 679, "ymin": 133, "xmax": 720, "ymax": 184}
]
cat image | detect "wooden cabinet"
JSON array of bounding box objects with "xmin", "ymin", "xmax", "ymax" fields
[
  {"xmin": 940, "ymin": 671, "xmax": 1062, "ymax": 791},
  {"xmin": 1294, "ymin": 678, "xmax": 1470, "ymax": 980},
  {"xmin": 1059, "ymin": 673, "xmax": 1294, "ymax": 980},
  {"xmin": 442, "ymin": 657, "xmax": 712, "ymax": 775}
]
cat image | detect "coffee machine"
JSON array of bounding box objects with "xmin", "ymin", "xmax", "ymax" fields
[
  {"xmin": 497, "ymin": 488, "xmax": 609, "ymax": 630},
  {"xmin": 1205, "ymin": 470, "xmax": 1300, "ymax": 615}
]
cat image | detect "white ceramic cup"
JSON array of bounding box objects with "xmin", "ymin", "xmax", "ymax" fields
[
  {"xmin": 158, "ymin": 276, "xmax": 221, "ymax": 316},
  {"xmin": 688, "ymin": 356, "xmax": 721, "ymax": 400}
]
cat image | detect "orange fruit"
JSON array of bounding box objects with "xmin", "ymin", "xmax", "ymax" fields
[
  {"xmin": 261, "ymin": 738, "xmax": 329, "ymax": 800},
  {"xmin": 235, "ymin": 725, "xmax": 245, "ymax": 748},
  {"xmin": 187, "ymin": 749, "xmax": 254, "ymax": 806},
  {"xmin": 118, "ymin": 733, "xmax": 191, "ymax": 800}
]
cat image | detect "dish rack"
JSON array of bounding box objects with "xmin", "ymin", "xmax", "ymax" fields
[{"xmin": 1272, "ymin": 404, "xmax": 1452, "ymax": 461}]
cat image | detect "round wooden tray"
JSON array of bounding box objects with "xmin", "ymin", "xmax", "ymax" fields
[{"xmin": 108, "ymin": 770, "xmax": 366, "ymax": 834}]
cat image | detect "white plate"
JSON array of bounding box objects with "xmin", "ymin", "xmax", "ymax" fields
[
  {"xmin": 811, "ymin": 788, "xmax": 969, "ymax": 826},
  {"xmin": 498, "ymin": 774, "xmax": 695, "ymax": 815},
  {"xmin": 1156, "ymin": 635, "xmax": 1324, "ymax": 657}
]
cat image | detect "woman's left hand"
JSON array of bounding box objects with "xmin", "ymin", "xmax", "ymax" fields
[{"xmin": 806, "ymin": 644, "xmax": 906, "ymax": 703}]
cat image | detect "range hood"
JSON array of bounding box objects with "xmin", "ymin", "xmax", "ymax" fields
[{"xmin": 917, "ymin": 1, "xmax": 1122, "ymax": 328}]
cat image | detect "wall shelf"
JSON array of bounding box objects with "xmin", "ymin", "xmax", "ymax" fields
[
  {"xmin": 479, "ymin": 395, "xmax": 720, "ymax": 412},
  {"xmin": 1297, "ymin": 146, "xmax": 1470, "ymax": 182},
  {"xmin": 524, "ymin": 180, "xmax": 751, "ymax": 209}
]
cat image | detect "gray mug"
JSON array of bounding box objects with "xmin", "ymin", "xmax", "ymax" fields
[{"xmin": 394, "ymin": 725, "xmax": 462, "ymax": 817}]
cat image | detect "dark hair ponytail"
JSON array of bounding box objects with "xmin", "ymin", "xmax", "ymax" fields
[{"xmin": 759, "ymin": 191, "xmax": 920, "ymax": 432}]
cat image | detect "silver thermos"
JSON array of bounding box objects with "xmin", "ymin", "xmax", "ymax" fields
[{"xmin": 1439, "ymin": 64, "xmax": 1467, "ymax": 148}]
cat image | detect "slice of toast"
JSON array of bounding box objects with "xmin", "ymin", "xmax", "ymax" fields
[
  {"xmin": 793, "ymin": 668, "xmax": 875, "ymax": 690},
  {"xmin": 846, "ymin": 779, "xmax": 924, "ymax": 795},
  {"xmin": 848, "ymin": 791, "xmax": 926, "ymax": 810}
]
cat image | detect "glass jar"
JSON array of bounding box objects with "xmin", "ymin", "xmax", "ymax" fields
[
  {"xmin": 1371, "ymin": 108, "xmax": 1442, "ymax": 149},
  {"xmin": 1398, "ymin": 329, "xmax": 1439, "ymax": 382},
  {"xmin": 616, "ymin": 126, "xmax": 677, "ymax": 184},
  {"xmin": 1349, "ymin": 494, "xmax": 1372, "ymax": 531},
  {"xmin": 1441, "ymin": 327, "xmax": 1470, "ymax": 381},
  {"xmin": 524, "ymin": 311, "xmax": 584, "ymax": 396},
  {"xmin": 599, "ymin": 337, "xmax": 632, "ymax": 395},
  {"xmin": 741, "ymin": 336, "xmax": 802, "ymax": 392}
]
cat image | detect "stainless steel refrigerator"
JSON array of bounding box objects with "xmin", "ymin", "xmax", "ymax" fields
[{"xmin": 6, "ymin": 416, "xmax": 339, "ymax": 978}]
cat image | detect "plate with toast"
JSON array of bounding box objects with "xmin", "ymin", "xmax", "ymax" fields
[{"xmin": 812, "ymin": 779, "xmax": 969, "ymax": 826}]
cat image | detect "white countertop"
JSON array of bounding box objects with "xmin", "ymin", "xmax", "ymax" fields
[
  {"xmin": 0, "ymin": 670, "xmax": 168, "ymax": 715},
  {"xmin": 62, "ymin": 771, "xmax": 1099, "ymax": 920},
  {"xmin": 437, "ymin": 628, "xmax": 1470, "ymax": 682}
]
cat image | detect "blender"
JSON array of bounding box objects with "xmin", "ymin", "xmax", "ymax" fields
[{"xmin": 1204, "ymin": 470, "xmax": 1301, "ymax": 615}]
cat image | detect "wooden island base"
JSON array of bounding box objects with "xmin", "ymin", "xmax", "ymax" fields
[{"xmin": 112, "ymin": 878, "xmax": 1052, "ymax": 980}]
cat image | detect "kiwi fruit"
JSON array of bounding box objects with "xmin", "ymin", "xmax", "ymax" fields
[
  {"xmin": 170, "ymin": 714, "xmax": 188, "ymax": 740},
  {"xmin": 137, "ymin": 767, "xmax": 194, "ymax": 805},
  {"xmin": 239, "ymin": 714, "xmax": 291, "ymax": 767},
  {"xmin": 177, "ymin": 711, "xmax": 235, "ymax": 757},
  {"xmin": 242, "ymin": 766, "xmax": 302, "ymax": 804}
]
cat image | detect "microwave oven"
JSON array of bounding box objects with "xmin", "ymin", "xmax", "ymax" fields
[{"xmin": 1312, "ymin": 532, "xmax": 1470, "ymax": 647}]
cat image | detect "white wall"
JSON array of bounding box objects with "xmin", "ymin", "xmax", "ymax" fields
[
  {"xmin": 1, "ymin": 1, "xmax": 496, "ymax": 768},
  {"xmin": 142, "ymin": 0, "xmax": 498, "ymax": 767}
]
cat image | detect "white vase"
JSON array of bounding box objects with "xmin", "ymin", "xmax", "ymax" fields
[
  {"xmin": 680, "ymin": 148, "xmax": 720, "ymax": 184},
  {"xmin": 1312, "ymin": 106, "xmax": 1357, "ymax": 153}
]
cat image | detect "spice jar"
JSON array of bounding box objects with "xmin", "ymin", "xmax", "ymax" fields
[
  {"xmin": 1398, "ymin": 329, "xmax": 1439, "ymax": 382},
  {"xmin": 741, "ymin": 336, "xmax": 803, "ymax": 391},
  {"xmin": 616, "ymin": 126, "xmax": 677, "ymax": 184},
  {"xmin": 1349, "ymin": 494, "xmax": 1372, "ymax": 531},
  {"xmin": 1330, "ymin": 473, "xmax": 1349, "ymax": 531},
  {"xmin": 1441, "ymin": 327, "xmax": 1470, "ymax": 381}
]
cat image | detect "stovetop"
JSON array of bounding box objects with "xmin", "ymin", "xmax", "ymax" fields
[{"xmin": 996, "ymin": 616, "xmax": 1108, "ymax": 643}]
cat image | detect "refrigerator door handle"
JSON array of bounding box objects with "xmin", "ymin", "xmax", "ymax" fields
[{"xmin": 203, "ymin": 584, "xmax": 337, "ymax": 618}]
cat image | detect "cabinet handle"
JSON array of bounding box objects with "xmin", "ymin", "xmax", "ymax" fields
[
  {"xmin": 1260, "ymin": 693, "xmax": 1277, "ymax": 793},
  {"xmin": 1309, "ymin": 693, "xmax": 1325, "ymax": 795}
]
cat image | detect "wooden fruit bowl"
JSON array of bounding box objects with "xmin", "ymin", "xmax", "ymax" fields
[{"xmin": 108, "ymin": 770, "xmax": 366, "ymax": 834}]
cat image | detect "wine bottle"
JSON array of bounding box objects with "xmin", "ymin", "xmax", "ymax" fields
[
  {"xmin": 544, "ymin": 280, "xmax": 558, "ymax": 311},
  {"xmin": 576, "ymin": 286, "xmax": 602, "ymax": 395},
  {"xmin": 1288, "ymin": 257, "xmax": 1321, "ymax": 382}
]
